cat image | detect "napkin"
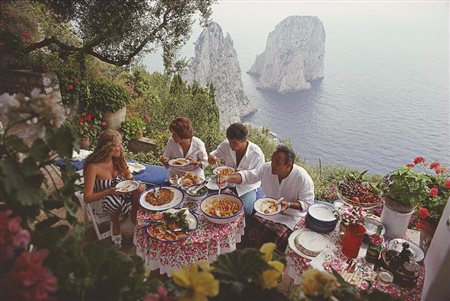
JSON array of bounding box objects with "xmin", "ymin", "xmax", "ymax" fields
[{"xmin": 72, "ymin": 149, "xmax": 92, "ymax": 161}]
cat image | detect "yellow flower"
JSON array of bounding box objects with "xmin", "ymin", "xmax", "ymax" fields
[
  {"xmin": 173, "ymin": 261, "xmax": 219, "ymax": 301},
  {"xmin": 260, "ymin": 260, "xmax": 285, "ymax": 289},
  {"xmin": 301, "ymin": 269, "xmax": 337, "ymax": 298},
  {"xmin": 259, "ymin": 242, "xmax": 276, "ymax": 262}
]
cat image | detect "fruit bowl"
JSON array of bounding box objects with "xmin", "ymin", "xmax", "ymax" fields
[{"xmin": 337, "ymin": 181, "xmax": 381, "ymax": 209}]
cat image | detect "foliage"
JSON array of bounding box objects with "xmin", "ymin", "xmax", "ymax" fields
[
  {"xmin": 246, "ymin": 125, "xmax": 277, "ymax": 161},
  {"xmin": 2, "ymin": 0, "xmax": 215, "ymax": 69},
  {"xmin": 291, "ymin": 269, "xmax": 401, "ymax": 301},
  {"xmin": 76, "ymin": 112, "xmax": 107, "ymax": 140},
  {"xmin": 89, "ymin": 79, "xmax": 132, "ymax": 113},
  {"xmin": 121, "ymin": 117, "xmax": 147, "ymax": 142}
]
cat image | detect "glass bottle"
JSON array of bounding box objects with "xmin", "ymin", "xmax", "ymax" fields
[{"xmin": 365, "ymin": 225, "xmax": 384, "ymax": 263}]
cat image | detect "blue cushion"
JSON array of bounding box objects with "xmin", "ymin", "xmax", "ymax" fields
[
  {"xmin": 255, "ymin": 186, "xmax": 265, "ymax": 199},
  {"xmin": 134, "ymin": 164, "xmax": 168, "ymax": 186}
]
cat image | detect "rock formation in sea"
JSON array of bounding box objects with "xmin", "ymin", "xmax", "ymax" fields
[
  {"xmin": 183, "ymin": 22, "xmax": 253, "ymax": 128},
  {"xmin": 248, "ymin": 16, "xmax": 325, "ymax": 94}
]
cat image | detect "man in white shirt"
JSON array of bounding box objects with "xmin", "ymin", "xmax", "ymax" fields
[
  {"xmin": 219, "ymin": 145, "xmax": 314, "ymax": 251},
  {"xmin": 209, "ymin": 123, "xmax": 265, "ymax": 215}
]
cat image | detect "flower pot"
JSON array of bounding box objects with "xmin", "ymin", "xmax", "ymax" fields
[
  {"xmin": 103, "ymin": 107, "xmax": 126, "ymax": 130},
  {"xmin": 380, "ymin": 203, "xmax": 414, "ymax": 239},
  {"xmin": 342, "ymin": 223, "xmax": 366, "ymax": 258},
  {"xmin": 79, "ymin": 137, "xmax": 91, "ymax": 150}
]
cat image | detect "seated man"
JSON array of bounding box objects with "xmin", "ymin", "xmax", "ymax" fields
[
  {"xmin": 209, "ymin": 123, "xmax": 265, "ymax": 215},
  {"xmin": 218, "ymin": 145, "xmax": 314, "ymax": 252}
]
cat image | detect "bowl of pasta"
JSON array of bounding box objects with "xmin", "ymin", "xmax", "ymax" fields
[{"xmin": 200, "ymin": 193, "xmax": 243, "ymax": 224}]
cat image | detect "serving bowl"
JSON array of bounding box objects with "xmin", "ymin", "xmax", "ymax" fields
[
  {"xmin": 186, "ymin": 184, "xmax": 209, "ymax": 202},
  {"xmin": 200, "ymin": 193, "xmax": 243, "ymax": 224}
]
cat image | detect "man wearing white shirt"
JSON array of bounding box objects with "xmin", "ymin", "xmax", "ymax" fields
[
  {"xmin": 209, "ymin": 123, "xmax": 265, "ymax": 215},
  {"xmin": 160, "ymin": 117, "xmax": 208, "ymax": 179},
  {"xmin": 219, "ymin": 145, "xmax": 315, "ymax": 251}
]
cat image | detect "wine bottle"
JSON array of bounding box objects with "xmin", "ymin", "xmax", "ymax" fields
[{"xmin": 365, "ymin": 225, "xmax": 384, "ymax": 263}]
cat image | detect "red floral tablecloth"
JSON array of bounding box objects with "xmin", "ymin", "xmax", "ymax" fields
[
  {"xmin": 134, "ymin": 208, "xmax": 245, "ymax": 276},
  {"xmin": 285, "ymin": 219, "xmax": 425, "ymax": 301}
]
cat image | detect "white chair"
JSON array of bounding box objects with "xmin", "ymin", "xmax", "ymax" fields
[{"xmin": 74, "ymin": 170, "xmax": 112, "ymax": 240}]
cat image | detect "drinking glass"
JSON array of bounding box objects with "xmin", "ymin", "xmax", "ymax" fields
[
  {"xmin": 342, "ymin": 223, "xmax": 366, "ymax": 258},
  {"xmin": 169, "ymin": 173, "xmax": 179, "ymax": 186}
]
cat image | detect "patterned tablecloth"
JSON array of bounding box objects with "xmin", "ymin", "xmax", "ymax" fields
[
  {"xmin": 286, "ymin": 219, "xmax": 425, "ymax": 301},
  {"xmin": 134, "ymin": 205, "xmax": 245, "ymax": 276}
]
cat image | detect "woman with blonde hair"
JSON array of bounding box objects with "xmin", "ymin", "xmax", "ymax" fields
[{"xmin": 83, "ymin": 129, "xmax": 144, "ymax": 245}]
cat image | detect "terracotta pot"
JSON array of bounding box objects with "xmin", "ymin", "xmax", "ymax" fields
[
  {"xmin": 79, "ymin": 137, "xmax": 91, "ymax": 150},
  {"xmin": 103, "ymin": 107, "xmax": 126, "ymax": 130},
  {"xmin": 383, "ymin": 195, "xmax": 415, "ymax": 213}
]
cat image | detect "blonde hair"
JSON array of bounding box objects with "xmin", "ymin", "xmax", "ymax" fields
[{"xmin": 84, "ymin": 129, "xmax": 128, "ymax": 176}]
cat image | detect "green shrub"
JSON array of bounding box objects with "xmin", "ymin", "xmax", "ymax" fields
[
  {"xmin": 120, "ymin": 117, "xmax": 147, "ymax": 142},
  {"xmin": 90, "ymin": 79, "xmax": 132, "ymax": 112}
]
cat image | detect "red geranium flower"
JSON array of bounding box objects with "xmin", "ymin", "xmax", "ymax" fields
[
  {"xmin": 429, "ymin": 162, "xmax": 440, "ymax": 170},
  {"xmin": 86, "ymin": 114, "xmax": 92, "ymax": 121},
  {"xmin": 73, "ymin": 78, "xmax": 80, "ymax": 83},
  {"xmin": 101, "ymin": 121, "xmax": 107, "ymax": 127},
  {"xmin": 435, "ymin": 167, "xmax": 447, "ymax": 174},
  {"xmin": 418, "ymin": 207, "xmax": 430, "ymax": 219},
  {"xmin": 429, "ymin": 187, "xmax": 438, "ymax": 198},
  {"xmin": 68, "ymin": 84, "xmax": 74, "ymax": 91},
  {"xmin": 413, "ymin": 156, "xmax": 425, "ymax": 165},
  {"xmin": 416, "ymin": 221, "xmax": 427, "ymax": 231},
  {"xmin": 445, "ymin": 178, "xmax": 450, "ymax": 189},
  {"xmin": 0, "ymin": 210, "xmax": 30, "ymax": 263},
  {"xmin": 406, "ymin": 163, "xmax": 415, "ymax": 168},
  {"xmin": 88, "ymin": 124, "xmax": 93, "ymax": 130},
  {"xmin": 79, "ymin": 117, "xmax": 85, "ymax": 123},
  {"xmin": 1, "ymin": 249, "xmax": 58, "ymax": 301}
]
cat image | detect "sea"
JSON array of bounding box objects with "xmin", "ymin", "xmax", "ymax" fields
[{"xmin": 143, "ymin": 1, "xmax": 450, "ymax": 175}]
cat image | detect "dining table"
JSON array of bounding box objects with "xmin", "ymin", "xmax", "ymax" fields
[
  {"xmin": 285, "ymin": 218, "xmax": 425, "ymax": 301},
  {"xmin": 134, "ymin": 187, "xmax": 246, "ymax": 276}
]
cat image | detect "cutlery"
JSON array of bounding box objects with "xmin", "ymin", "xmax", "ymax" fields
[
  {"xmin": 191, "ymin": 177, "xmax": 210, "ymax": 194},
  {"xmin": 154, "ymin": 186, "xmax": 160, "ymax": 198}
]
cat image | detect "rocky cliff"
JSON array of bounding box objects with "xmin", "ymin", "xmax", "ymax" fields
[
  {"xmin": 183, "ymin": 22, "xmax": 253, "ymax": 128},
  {"xmin": 248, "ymin": 16, "xmax": 325, "ymax": 94}
]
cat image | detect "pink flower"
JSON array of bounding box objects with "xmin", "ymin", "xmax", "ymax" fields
[
  {"xmin": 413, "ymin": 156, "xmax": 426, "ymax": 165},
  {"xmin": 86, "ymin": 114, "xmax": 92, "ymax": 121},
  {"xmin": 429, "ymin": 187, "xmax": 438, "ymax": 198},
  {"xmin": 0, "ymin": 210, "xmax": 30, "ymax": 263},
  {"xmin": 418, "ymin": 207, "xmax": 430, "ymax": 219},
  {"xmin": 429, "ymin": 162, "xmax": 440, "ymax": 170},
  {"xmin": 1, "ymin": 249, "xmax": 57, "ymax": 301},
  {"xmin": 73, "ymin": 78, "xmax": 79, "ymax": 83},
  {"xmin": 144, "ymin": 114, "xmax": 152, "ymax": 123},
  {"xmin": 406, "ymin": 163, "xmax": 415, "ymax": 168},
  {"xmin": 445, "ymin": 178, "xmax": 450, "ymax": 189},
  {"xmin": 101, "ymin": 121, "xmax": 107, "ymax": 127},
  {"xmin": 67, "ymin": 84, "xmax": 74, "ymax": 91},
  {"xmin": 144, "ymin": 286, "xmax": 171, "ymax": 301},
  {"xmin": 435, "ymin": 167, "xmax": 447, "ymax": 174}
]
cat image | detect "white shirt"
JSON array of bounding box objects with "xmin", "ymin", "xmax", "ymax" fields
[
  {"xmin": 163, "ymin": 136, "xmax": 208, "ymax": 178},
  {"xmin": 240, "ymin": 162, "xmax": 315, "ymax": 230},
  {"xmin": 210, "ymin": 140, "xmax": 265, "ymax": 196}
]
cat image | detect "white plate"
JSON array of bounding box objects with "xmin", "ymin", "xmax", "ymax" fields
[
  {"xmin": 212, "ymin": 166, "xmax": 236, "ymax": 176},
  {"xmin": 205, "ymin": 177, "xmax": 228, "ymax": 190},
  {"xmin": 254, "ymin": 198, "xmax": 282, "ymax": 216},
  {"xmin": 288, "ymin": 229, "xmax": 335, "ymax": 260},
  {"xmin": 127, "ymin": 162, "xmax": 145, "ymax": 174},
  {"xmin": 145, "ymin": 208, "xmax": 198, "ymax": 242},
  {"xmin": 168, "ymin": 158, "xmax": 190, "ymax": 167},
  {"xmin": 308, "ymin": 203, "xmax": 337, "ymax": 222},
  {"xmin": 115, "ymin": 180, "xmax": 140, "ymax": 193},
  {"xmin": 139, "ymin": 186, "xmax": 184, "ymax": 211},
  {"xmin": 388, "ymin": 238, "xmax": 424, "ymax": 262},
  {"xmin": 177, "ymin": 176, "xmax": 203, "ymax": 189}
]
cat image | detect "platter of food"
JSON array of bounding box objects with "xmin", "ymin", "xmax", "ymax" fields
[
  {"xmin": 177, "ymin": 171, "xmax": 203, "ymax": 189},
  {"xmin": 168, "ymin": 158, "xmax": 190, "ymax": 167},
  {"xmin": 254, "ymin": 198, "xmax": 282, "ymax": 216},
  {"xmin": 212, "ymin": 166, "xmax": 236, "ymax": 176},
  {"xmin": 337, "ymin": 180, "xmax": 381, "ymax": 209},
  {"xmin": 200, "ymin": 194, "xmax": 243, "ymax": 224},
  {"xmin": 115, "ymin": 180, "xmax": 140, "ymax": 193},
  {"xmin": 139, "ymin": 186, "xmax": 184, "ymax": 211},
  {"xmin": 145, "ymin": 208, "xmax": 198, "ymax": 242}
]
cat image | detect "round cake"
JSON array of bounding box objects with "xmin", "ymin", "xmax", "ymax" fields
[{"xmin": 295, "ymin": 230, "xmax": 329, "ymax": 257}]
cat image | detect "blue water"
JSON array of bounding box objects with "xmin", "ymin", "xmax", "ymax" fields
[{"xmin": 144, "ymin": 1, "xmax": 450, "ymax": 175}]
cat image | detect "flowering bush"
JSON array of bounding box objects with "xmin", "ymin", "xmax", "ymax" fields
[
  {"xmin": 335, "ymin": 205, "xmax": 367, "ymax": 227},
  {"xmin": 406, "ymin": 157, "xmax": 450, "ymax": 230},
  {"xmin": 76, "ymin": 112, "xmax": 107, "ymax": 140}
]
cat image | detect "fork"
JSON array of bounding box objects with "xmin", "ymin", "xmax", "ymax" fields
[{"xmin": 154, "ymin": 186, "xmax": 160, "ymax": 198}]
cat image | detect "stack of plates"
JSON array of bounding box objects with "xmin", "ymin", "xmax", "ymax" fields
[{"xmin": 306, "ymin": 202, "xmax": 338, "ymax": 234}]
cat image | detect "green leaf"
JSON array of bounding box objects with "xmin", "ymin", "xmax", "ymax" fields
[
  {"xmin": 35, "ymin": 216, "xmax": 60, "ymax": 230},
  {"xmin": 47, "ymin": 127, "xmax": 74, "ymax": 158},
  {"xmin": 30, "ymin": 138, "xmax": 51, "ymax": 162}
]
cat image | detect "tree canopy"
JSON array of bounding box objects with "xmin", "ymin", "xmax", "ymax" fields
[{"xmin": 1, "ymin": 0, "xmax": 215, "ymax": 68}]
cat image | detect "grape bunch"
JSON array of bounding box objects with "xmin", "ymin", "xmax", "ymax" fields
[{"xmin": 338, "ymin": 181, "xmax": 380, "ymax": 205}]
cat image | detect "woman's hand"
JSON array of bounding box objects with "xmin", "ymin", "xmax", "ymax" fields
[
  {"xmin": 160, "ymin": 155, "xmax": 169, "ymax": 166},
  {"xmin": 109, "ymin": 187, "xmax": 126, "ymax": 196},
  {"xmin": 208, "ymin": 155, "xmax": 219, "ymax": 165}
]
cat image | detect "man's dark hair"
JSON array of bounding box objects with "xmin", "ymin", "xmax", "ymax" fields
[
  {"xmin": 169, "ymin": 117, "xmax": 193, "ymax": 139},
  {"xmin": 226, "ymin": 123, "xmax": 248, "ymax": 141},
  {"xmin": 275, "ymin": 145, "xmax": 296, "ymax": 164}
]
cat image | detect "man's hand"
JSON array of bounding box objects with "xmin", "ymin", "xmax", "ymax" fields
[
  {"xmin": 216, "ymin": 175, "xmax": 228, "ymax": 185},
  {"xmin": 160, "ymin": 155, "xmax": 169, "ymax": 166},
  {"xmin": 208, "ymin": 154, "xmax": 219, "ymax": 165}
]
